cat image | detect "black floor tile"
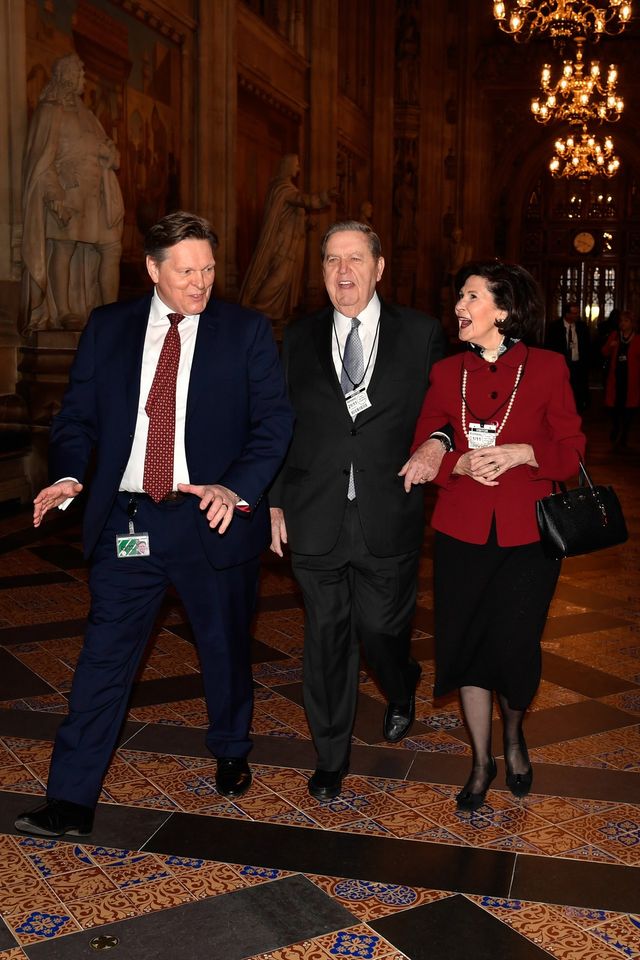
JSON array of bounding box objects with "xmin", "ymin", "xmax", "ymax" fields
[
  {"xmin": 145, "ymin": 813, "xmax": 515, "ymax": 898},
  {"xmin": 164, "ymin": 623, "xmax": 286, "ymax": 664},
  {"xmin": 517, "ymin": 699, "xmax": 638, "ymax": 746},
  {"xmin": 407, "ymin": 751, "xmax": 640, "ymax": 803},
  {"xmin": 29, "ymin": 544, "xmax": 86, "ymax": 570},
  {"xmin": 0, "ymin": 709, "xmax": 143, "ymax": 750},
  {"xmin": 542, "ymin": 650, "xmax": 637, "ymax": 698},
  {"xmin": 0, "ymin": 618, "xmax": 87, "ymax": 647},
  {"xmin": 2, "ymin": 791, "xmax": 173, "ymax": 851},
  {"xmin": 372, "ymin": 894, "xmax": 551, "ymax": 960},
  {"xmin": 128, "ymin": 674, "xmax": 204, "ymax": 708},
  {"xmin": 413, "ymin": 608, "xmax": 434, "ymax": 634},
  {"xmin": 542, "ymin": 610, "xmax": 632, "ymax": 639},
  {"xmin": 256, "ymin": 592, "xmax": 302, "ymax": 612},
  {"xmin": 0, "ymin": 917, "xmax": 17, "ymax": 952},
  {"xmin": 411, "ymin": 635, "xmax": 435, "ymax": 660},
  {"xmin": 23, "ymin": 874, "xmax": 356, "ymax": 960},
  {"xmin": 0, "ymin": 649, "xmax": 56, "ymax": 700},
  {"xmin": 554, "ymin": 580, "xmax": 624, "ymax": 611},
  {"xmin": 511, "ymin": 852, "xmax": 640, "ymax": 914},
  {"xmin": 0, "ymin": 572, "xmax": 74, "ymax": 589}
]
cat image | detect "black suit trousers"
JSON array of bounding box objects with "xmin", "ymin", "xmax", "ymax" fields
[{"xmin": 292, "ymin": 500, "xmax": 420, "ymax": 771}]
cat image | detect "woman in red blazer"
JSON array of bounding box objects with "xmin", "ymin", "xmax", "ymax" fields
[
  {"xmin": 408, "ymin": 261, "xmax": 585, "ymax": 811},
  {"xmin": 602, "ymin": 310, "xmax": 640, "ymax": 447}
]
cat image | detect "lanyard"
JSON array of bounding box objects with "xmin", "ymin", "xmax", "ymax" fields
[{"xmin": 333, "ymin": 317, "xmax": 380, "ymax": 390}]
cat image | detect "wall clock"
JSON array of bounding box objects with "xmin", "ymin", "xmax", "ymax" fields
[{"xmin": 573, "ymin": 231, "xmax": 596, "ymax": 254}]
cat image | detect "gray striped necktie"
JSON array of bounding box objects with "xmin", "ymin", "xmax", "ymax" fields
[{"xmin": 341, "ymin": 318, "xmax": 364, "ymax": 500}]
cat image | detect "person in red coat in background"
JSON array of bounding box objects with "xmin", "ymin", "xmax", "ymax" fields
[
  {"xmin": 402, "ymin": 261, "xmax": 585, "ymax": 812},
  {"xmin": 602, "ymin": 309, "xmax": 640, "ymax": 448}
]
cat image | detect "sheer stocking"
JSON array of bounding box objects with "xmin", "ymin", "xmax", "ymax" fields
[
  {"xmin": 498, "ymin": 693, "xmax": 530, "ymax": 775},
  {"xmin": 459, "ymin": 685, "xmax": 494, "ymax": 794}
]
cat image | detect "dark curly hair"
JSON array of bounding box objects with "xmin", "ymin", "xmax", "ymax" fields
[{"xmin": 454, "ymin": 260, "xmax": 545, "ymax": 344}]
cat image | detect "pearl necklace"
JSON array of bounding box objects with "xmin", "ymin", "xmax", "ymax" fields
[{"xmin": 461, "ymin": 364, "xmax": 523, "ymax": 442}]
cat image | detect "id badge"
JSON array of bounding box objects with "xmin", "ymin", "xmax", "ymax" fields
[
  {"xmin": 116, "ymin": 533, "xmax": 150, "ymax": 558},
  {"xmin": 345, "ymin": 386, "xmax": 372, "ymax": 418},
  {"xmin": 468, "ymin": 422, "xmax": 497, "ymax": 449}
]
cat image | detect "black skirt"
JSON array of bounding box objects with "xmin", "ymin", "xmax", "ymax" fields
[{"xmin": 433, "ymin": 523, "xmax": 561, "ymax": 710}]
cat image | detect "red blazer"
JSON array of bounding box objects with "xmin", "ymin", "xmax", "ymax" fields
[
  {"xmin": 602, "ymin": 332, "xmax": 640, "ymax": 408},
  {"xmin": 411, "ymin": 342, "xmax": 586, "ymax": 546}
]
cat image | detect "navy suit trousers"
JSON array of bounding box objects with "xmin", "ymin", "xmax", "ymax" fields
[{"xmin": 47, "ymin": 493, "xmax": 259, "ymax": 808}]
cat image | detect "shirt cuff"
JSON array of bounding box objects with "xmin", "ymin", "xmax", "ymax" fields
[{"xmin": 55, "ymin": 477, "xmax": 79, "ymax": 511}]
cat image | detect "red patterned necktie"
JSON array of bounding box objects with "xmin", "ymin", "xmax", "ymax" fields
[{"xmin": 143, "ymin": 313, "xmax": 184, "ymax": 502}]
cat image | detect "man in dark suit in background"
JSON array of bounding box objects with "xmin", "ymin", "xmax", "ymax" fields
[
  {"xmin": 545, "ymin": 302, "xmax": 591, "ymax": 412},
  {"xmin": 15, "ymin": 211, "xmax": 293, "ymax": 837},
  {"xmin": 269, "ymin": 220, "xmax": 447, "ymax": 800}
]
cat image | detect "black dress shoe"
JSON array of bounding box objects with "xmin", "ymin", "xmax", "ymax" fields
[
  {"xmin": 14, "ymin": 798, "xmax": 94, "ymax": 838},
  {"xmin": 308, "ymin": 767, "xmax": 347, "ymax": 801},
  {"xmin": 506, "ymin": 765, "xmax": 533, "ymax": 798},
  {"xmin": 455, "ymin": 758, "xmax": 497, "ymax": 812},
  {"xmin": 215, "ymin": 757, "xmax": 252, "ymax": 798},
  {"xmin": 383, "ymin": 661, "xmax": 422, "ymax": 743}
]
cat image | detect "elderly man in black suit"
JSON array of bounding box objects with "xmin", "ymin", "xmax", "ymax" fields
[{"xmin": 270, "ymin": 220, "xmax": 447, "ymax": 800}]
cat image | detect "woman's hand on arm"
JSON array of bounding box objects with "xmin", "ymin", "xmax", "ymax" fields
[{"xmin": 453, "ymin": 444, "xmax": 537, "ymax": 486}]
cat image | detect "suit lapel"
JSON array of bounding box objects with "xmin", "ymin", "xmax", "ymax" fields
[
  {"xmin": 186, "ymin": 301, "xmax": 219, "ymax": 420},
  {"xmin": 124, "ymin": 295, "xmax": 153, "ymax": 434},
  {"xmin": 354, "ymin": 300, "xmax": 400, "ymax": 425},
  {"xmin": 312, "ymin": 307, "xmax": 346, "ymax": 405}
]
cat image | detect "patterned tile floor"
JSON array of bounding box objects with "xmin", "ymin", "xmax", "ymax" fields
[{"xmin": 0, "ymin": 396, "xmax": 638, "ymax": 959}]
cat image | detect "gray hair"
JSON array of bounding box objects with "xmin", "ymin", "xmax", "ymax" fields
[{"xmin": 321, "ymin": 220, "xmax": 382, "ymax": 261}]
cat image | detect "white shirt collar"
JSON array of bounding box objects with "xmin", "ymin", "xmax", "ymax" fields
[
  {"xmin": 333, "ymin": 291, "xmax": 381, "ymax": 331},
  {"xmin": 151, "ymin": 289, "xmax": 199, "ymax": 323}
]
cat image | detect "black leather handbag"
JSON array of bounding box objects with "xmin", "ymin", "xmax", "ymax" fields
[{"xmin": 536, "ymin": 460, "xmax": 628, "ymax": 560}]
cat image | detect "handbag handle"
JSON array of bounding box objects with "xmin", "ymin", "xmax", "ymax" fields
[{"xmin": 549, "ymin": 456, "xmax": 592, "ymax": 495}]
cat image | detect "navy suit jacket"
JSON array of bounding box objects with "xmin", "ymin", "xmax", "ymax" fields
[{"xmin": 49, "ymin": 294, "xmax": 293, "ymax": 566}]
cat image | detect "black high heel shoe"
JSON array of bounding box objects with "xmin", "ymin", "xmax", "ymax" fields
[
  {"xmin": 505, "ymin": 735, "xmax": 533, "ymax": 798},
  {"xmin": 455, "ymin": 757, "xmax": 497, "ymax": 811}
]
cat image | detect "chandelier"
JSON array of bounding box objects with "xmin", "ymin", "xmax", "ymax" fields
[
  {"xmin": 493, "ymin": 1, "xmax": 633, "ymax": 43},
  {"xmin": 549, "ymin": 126, "xmax": 621, "ymax": 177},
  {"xmin": 531, "ymin": 38, "xmax": 624, "ymax": 123}
]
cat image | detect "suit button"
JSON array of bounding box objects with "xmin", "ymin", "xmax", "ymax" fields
[
  {"xmin": 490, "ymin": 391, "xmax": 498, "ymax": 399},
  {"xmin": 350, "ymin": 428, "xmax": 357, "ymax": 436},
  {"xmin": 490, "ymin": 364, "xmax": 498, "ymax": 372}
]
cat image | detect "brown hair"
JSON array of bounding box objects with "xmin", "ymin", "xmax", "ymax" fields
[{"xmin": 144, "ymin": 211, "xmax": 218, "ymax": 262}]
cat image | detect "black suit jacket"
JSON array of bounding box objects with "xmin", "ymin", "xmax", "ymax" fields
[
  {"xmin": 270, "ymin": 300, "xmax": 445, "ymax": 557},
  {"xmin": 545, "ymin": 319, "xmax": 591, "ymax": 371},
  {"xmin": 49, "ymin": 295, "xmax": 293, "ymax": 566}
]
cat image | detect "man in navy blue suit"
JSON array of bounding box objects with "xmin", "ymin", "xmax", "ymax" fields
[{"xmin": 15, "ymin": 211, "xmax": 293, "ymax": 837}]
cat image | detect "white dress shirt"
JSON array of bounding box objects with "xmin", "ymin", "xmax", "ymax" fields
[
  {"xmin": 331, "ymin": 292, "xmax": 381, "ymax": 390},
  {"xmin": 119, "ymin": 290, "xmax": 199, "ymax": 492},
  {"xmin": 564, "ymin": 319, "xmax": 579, "ymax": 362},
  {"xmin": 58, "ymin": 290, "xmax": 199, "ymax": 509}
]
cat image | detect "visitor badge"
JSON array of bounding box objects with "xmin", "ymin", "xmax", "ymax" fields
[
  {"xmin": 467, "ymin": 422, "xmax": 497, "ymax": 448},
  {"xmin": 345, "ymin": 386, "xmax": 372, "ymax": 417},
  {"xmin": 116, "ymin": 533, "xmax": 150, "ymax": 558}
]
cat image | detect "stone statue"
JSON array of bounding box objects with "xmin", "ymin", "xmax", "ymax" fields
[
  {"xmin": 445, "ymin": 226, "xmax": 473, "ymax": 282},
  {"xmin": 21, "ymin": 53, "xmax": 124, "ymax": 335},
  {"xmin": 239, "ymin": 154, "xmax": 335, "ymax": 320},
  {"xmin": 359, "ymin": 199, "xmax": 374, "ymax": 227}
]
